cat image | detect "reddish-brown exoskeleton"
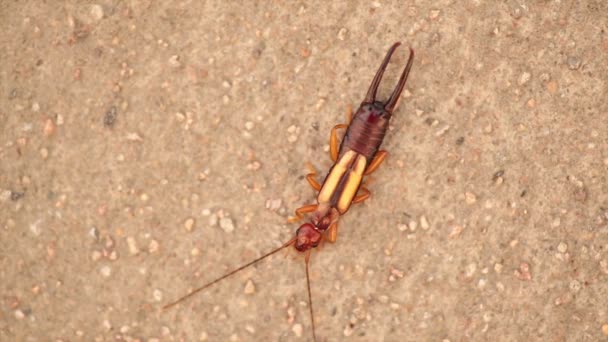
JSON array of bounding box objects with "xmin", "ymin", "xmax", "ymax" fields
[{"xmin": 163, "ymin": 42, "xmax": 414, "ymax": 342}]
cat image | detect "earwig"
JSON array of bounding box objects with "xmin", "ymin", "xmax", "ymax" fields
[{"xmin": 163, "ymin": 42, "xmax": 415, "ymax": 341}]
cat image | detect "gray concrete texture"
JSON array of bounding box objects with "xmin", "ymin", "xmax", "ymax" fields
[{"xmin": 1, "ymin": 1, "xmax": 607, "ymax": 341}]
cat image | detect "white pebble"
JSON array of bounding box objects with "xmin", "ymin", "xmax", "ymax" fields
[
  {"xmin": 557, "ymin": 242, "xmax": 568, "ymax": 253},
  {"xmin": 100, "ymin": 265, "xmax": 112, "ymax": 277},
  {"xmin": 127, "ymin": 236, "xmax": 139, "ymax": 255},
  {"xmin": 184, "ymin": 218, "xmax": 195, "ymax": 232},
  {"xmin": 244, "ymin": 279, "xmax": 256, "ymax": 294},
  {"xmin": 420, "ymin": 215, "xmax": 429, "ymax": 229},
  {"xmin": 292, "ymin": 323, "xmax": 303, "ymax": 337},
  {"xmin": 219, "ymin": 217, "xmax": 235, "ymax": 233},
  {"xmin": 153, "ymin": 289, "xmax": 163, "ymax": 301}
]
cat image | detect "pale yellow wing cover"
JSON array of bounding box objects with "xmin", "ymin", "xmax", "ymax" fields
[{"xmin": 317, "ymin": 150, "xmax": 367, "ymax": 214}]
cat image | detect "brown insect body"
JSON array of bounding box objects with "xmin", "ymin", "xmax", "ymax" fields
[
  {"xmin": 163, "ymin": 42, "xmax": 415, "ymax": 342},
  {"xmin": 341, "ymin": 103, "xmax": 391, "ymax": 162},
  {"xmin": 294, "ymin": 42, "xmax": 414, "ymax": 252}
]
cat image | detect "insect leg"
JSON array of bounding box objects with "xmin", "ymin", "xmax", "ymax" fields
[
  {"xmin": 326, "ymin": 221, "xmax": 339, "ymax": 243},
  {"xmin": 364, "ymin": 150, "xmax": 388, "ymax": 175},
  {"xmin": 330, "ymin": 124, "xmax": 347, "ymax": 162},
  {"xmin": 287, "ymin": 204, "xmax": 318, "ymax": 223},
  {"xmin": 352, "ymin": 187, "xmax": 370, "ymax": 204},
  {"xmin": 305, "ymin": 162, "xmax": 322, "ymax": 191}
]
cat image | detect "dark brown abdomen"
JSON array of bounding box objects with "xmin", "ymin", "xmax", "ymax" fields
[{"xmin": 339, "ymin": 106, "xmax": 390, "ymax": 162}]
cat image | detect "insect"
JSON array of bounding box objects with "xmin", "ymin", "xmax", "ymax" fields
[{"xmin": 163, "ymin": 42, "xmax": 414, "ymax": 341}]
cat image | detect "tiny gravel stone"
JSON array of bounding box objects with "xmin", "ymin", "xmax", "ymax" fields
[
  {"xmin": 337, "ymin": 27, "xmax": 348, "ymax": 40},
  {"xmin": 168, "ymin": 55, "xmax": 181, "ymax": 68},
  {"xmin": 398, "ymin": 223, "xmax": 408, "ymax": 232},
  {"xmin": 557, "ymin": 242, "xmax": 568, "ymax": 253},
  {"xmin": 449, "ymin": 225, "xmax": 463, "ymax": 238},
  {"xmin": 408, "ymin": 220, "xmax": 417, "ymax": 231},
  {"xmin": 518, "ymin": 71, "xmax": 531, "ymax": 85},
  {"xmin": 103, "ymin": 106, "xmax": 117, "ymax": 127},
  {"xmin": 148, "ymin": 239, "xmax": 159, "ymax": 253},
  {"xmin": 14, "ymin": 309, "xmax": 25, "ymax": 320},
  {"xmin": 494, "ymin": 263, "xmax": 503, "ymax": 273},
  {"xmin": 40, "ymin": 147, "xmax": 49, "ymax": 159},
  {"xmin": 126, "ymin": 132, "xmax": 143, "ymax": 141},
  {"xmin": 567, "ymin": 56, "xmax": 581, "ymax": 70},
  {"xmin": 465, "ymin": 262, "xmax": 477, "ymax": 278},
  {"xmin": 90, "ymin": 4, "xmax": 104, "ymax": 21},
  {"xmin": 89, "ymin": 227, "xmax": 99, "ymax": 240},
  {"xmin": 244, "ymin": 279, "xmax": 256, "ymax": 294},
  {"xmin": 287, "ymin": 134, "xmax": 298, "ymax": 143},
  {"xmin": 344, "ymin": 324, "xmax": 354, "ymax": 336},
  {"xmin": 569, "ymin": 280, "xmax": 581, "ymax": 292},
  {"xmin": 91, "ymin": 250, "xmax": 102, "ymax": 261},
  {"xmin": 127, "ymin": 236, "xmax": 139, "ymax": 255},
  {"xmin": 465, "ymin": 192, "xmax": 477, "ymax": 204},
  {"xmin": 219, "ymin": 217, "xmax": 235, "ymax": 233},
  {"xmin": 265, "ymin": 198, "xmax": 282, "ymax": 211},
  {"xmin": 292, "ymin": 323, "xmax": 303, "ymax": 337},
  {"xmin": 200, "ymin": 331, "xmax": 208, "ymax": 341},
  {"xmin": 184, "ymin": 218, "xmax": 195, "ymax": 232},
  {"xmin": 429, "ymin": 9, "xmax": 441, "ymax": 19},
  {"xmin": 100, "ymin": 265, "xmax": 111, "ymax": 277},
  {"xmin": 43, "ymin": 118, "xmax": 55, "ymax": 136},
  {"xmin": 420, "ymin": 215, "xmax": 429, "ymax": 230},
  {"xmin": 602, "ymin": 324, "xmax": 608, "ymax": 336},
  {"xmin": 153, "ymin": 289, "xmax": 163, "ymax": 301},
  {"xmin": 245, "ymin": 121, "xmax": 254, "ymax": 130}
]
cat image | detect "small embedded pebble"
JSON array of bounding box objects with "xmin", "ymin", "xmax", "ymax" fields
[
  {"xmin": 14, "ymin": 309, "xmax": 25, "ymax": 320},
  {"xmin": 518, "ymin": 71, "xmax": 531, "ymax": 85},
  {"xmin": 184, "ymin": 218, "xmax": 195, "ymax": 232},
  {"xmin": 465, "ymin": 192, "xmax": 477, "ymax": 204},
  {"xmin": 244, "ymin": 279, "xmax": 256, "ymax": 294},
  {"xmin": 148, "ymin": 239, "xmax": 159, "ymax": 253},
  {"xmin": 89, "ymin": 227, "xmax": 99, "ymax": 240},
  {"xmin": 100, "ymin": 265, "xmax": 112, "ymax": 277},
  {"xmin": 245, "ymin": 121, "xmax": 254, "ymax": 130},
  {"xmin": 429, "ymin": 9, "xmax": 441, "ymax": 19},
  {"xmin": 91, "ymin": 250, "xmax": 102, "ymax": 261},
  {"xmin": 602, "ymin": 324, "xmax": 608, "ymax": 336},
  {"xmin": 153, "ymin": 289, "xmax": 163, "ymax": 302},
  {"xmin": 567, "ymin": 56, "xmax": 581, "ymax": 70},
  {"xmin": 219, "ymin": 217, "xmax": 235, "ymax": 233},
  {"xmin": 103, "ymin": 106, "xmax": 118, "ymax": 127},
  {"xmin": 420, "ymin": 215, "xmax": 429, "ymax": 230},
  {"xmin": 40, "ymin": 147, "xmax": 49, "ymax": 159},
  {"xmin": 569, "ymin": 280, "xmax": 581, "ymax": 292},
  {"xmin": 337, "ymin": 27, "xmax": 348, "ymax": 40},
  {"xmin": 90, "ymin": 4, "xmax": 104, "ymax": 21},
  {"xmin": 449, "ymin": 225, "xmax": 463, "ymax": 238},
  {"xmin": 265, "ymin": 198, "xmax": 282, "ymax": 211},
  {"xmin": 292, "ymin": 323, "xmax": 303, "ymax": 337},
  {"xmin": 168, "ymin": 55, "xmax": 181, "ymax": 68},
  {"xmin": 465, "ymin": 262, "xmax": 477, "ymax": 278},
  {"xmin": 557, "ymin": 242, "xmax": 568, "ymax": 253},
  {"xmin": 127, "ymin": 236, "xmax": 139, "ymax": 255},
  {"xmin": 43, "ymin": 118, "xmax": 55, "ymax": 136}
]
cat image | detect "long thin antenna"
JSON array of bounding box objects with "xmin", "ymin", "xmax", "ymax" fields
[
  {"xmin": 163, "ymin": 238, "xmax": 296, "ymax": 310},
  {"xmin": 305, "ymin": 251, "xmax": 317, "ymax": 342}
]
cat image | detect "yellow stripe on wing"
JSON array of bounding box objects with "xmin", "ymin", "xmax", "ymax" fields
[
  {"xmin": 337, "ymin": 155, "xmax": 366, "ymax": 213},
  {"xmin": 318, "ymin": 150, "xmax": 356, "ymax": 204}
]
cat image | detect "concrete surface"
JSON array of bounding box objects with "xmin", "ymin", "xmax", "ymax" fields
[{"xmin": 1, "ymin": 1, "xmax": 608, "ymax": 341}]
